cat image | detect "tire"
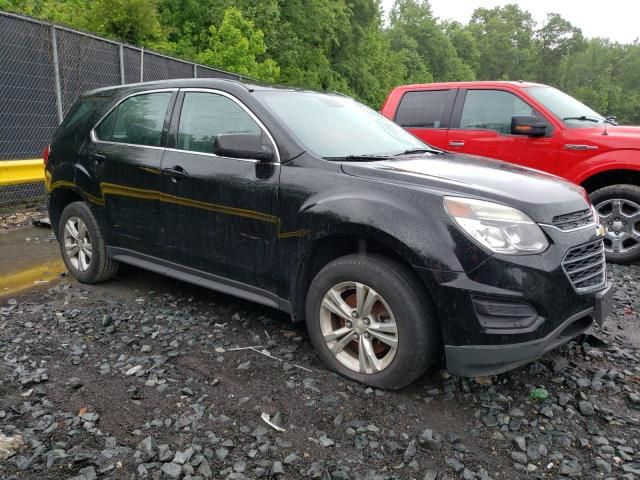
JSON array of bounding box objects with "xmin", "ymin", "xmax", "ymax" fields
[
  {"xmin": 590, "ymin": 184, "xmax": 640, "ymax": 264},
  {"xmin": 305, "ymin": 254, "xmax": 440, "ymax": 389},
  {"xmin": 58, "ymin": 201, "xmax": 119, "ymax": 283}
]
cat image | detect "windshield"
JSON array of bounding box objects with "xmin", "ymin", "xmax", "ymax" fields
[
  {"xmin": 526, "ymin": 86, "xmax": 605, "ymax": 128},
  {"xmin": 256, "ymin": 90, "xmax": 427, "ymax": 158}
]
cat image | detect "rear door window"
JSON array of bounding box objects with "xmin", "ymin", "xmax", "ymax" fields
[
  {"xmin": 394, "ymin": 90, "xmax": 456, "ymax": 128},
  {"xmin": 95, "ymin": 92, "xmax": 172, "ymax": 146}
]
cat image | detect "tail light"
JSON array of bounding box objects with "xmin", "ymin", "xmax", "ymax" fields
[{"xmin": 42, "ymin": 144, "xmax": 51, "ymax": 166}]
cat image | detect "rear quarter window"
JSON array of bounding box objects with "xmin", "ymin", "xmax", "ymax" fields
[
  {"xmin": 394, "ymin": 89, "xmax": 456, "ymax": 128},
  {"xmin": 53, "ymin": 96, "xmax": 110, "ymax": 143}
]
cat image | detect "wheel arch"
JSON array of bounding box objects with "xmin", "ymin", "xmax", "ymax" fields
[
  {"xmin": 48, "ymin": 187, "xmax": 85, "ymax": 238},
  {"xmin": 289, "ymin": 228, "xmax": 439, "ymax": 329},
  {"xmin": 581, "ymin": 169, "xmax": 640, "ymax": 194}
]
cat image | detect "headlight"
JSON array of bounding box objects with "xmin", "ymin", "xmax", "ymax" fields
[{"xmin": 444, "ymin": 197, "xmax": 549, "ymax": 255}]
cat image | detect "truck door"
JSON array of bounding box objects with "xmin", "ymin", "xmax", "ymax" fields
[
  {"xmin": 447, "ymin": 88, "xmax": 559, "ymax": 173},
  {"xmin": 392, "ymin": 89, "xmax": 457, "ymax": 150}
]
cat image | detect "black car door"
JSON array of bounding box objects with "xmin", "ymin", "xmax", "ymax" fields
[
  {"xmin": 159, "ymin": 89, "xmax": 280, "ymax": 293},
  {"xmin": 86, "ymin": 89, "xmax": 176, "ymax": 254}
]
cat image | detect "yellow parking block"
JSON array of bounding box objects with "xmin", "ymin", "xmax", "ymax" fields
[{"xmin": 0, "ymin": 159, "xmax": 44, "ymax": 187}]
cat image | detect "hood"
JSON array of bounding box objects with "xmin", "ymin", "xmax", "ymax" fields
[
  {"xmin": 341, "ymin": 153, "xmax": 590, "ymax": 223},
  {"xmin": 606, "ymin": 125, "xmax": 640, "ymax": 136},
  {"xmin": 564, "ymin": 125, "xmax": 640, "ymax": 150}
]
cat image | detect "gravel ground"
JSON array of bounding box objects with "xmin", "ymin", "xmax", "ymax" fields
[{"xmin": 1, "ymin": 259, "xmax": 639, "ymax": 480}]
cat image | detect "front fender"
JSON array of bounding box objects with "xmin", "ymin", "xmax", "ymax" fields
[
  {"xmin": 565, "ymin": 149, "xmax": 640, "ymax": 185},
  {"xmin": 295, "ymin": 186, "xmax": 490, "ymax": 273}
]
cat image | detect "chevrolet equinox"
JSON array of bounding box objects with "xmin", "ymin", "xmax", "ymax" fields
[{"xmin": 45, "ymin": 79, "xmax": 613, "ymax": 389}]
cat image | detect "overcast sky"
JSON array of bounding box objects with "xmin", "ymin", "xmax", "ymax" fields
[{"xmin": 380, "ymin": 0, "xmax": 639, "ymax": 44}]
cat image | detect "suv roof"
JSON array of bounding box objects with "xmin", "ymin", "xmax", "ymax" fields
[
  {"xmin": 393, "ymin": 80, "xmax": 547, "ymax": 91},
  {"xmin": 83, "ymin": 78, "xmax": 312, "ymax": 99}
]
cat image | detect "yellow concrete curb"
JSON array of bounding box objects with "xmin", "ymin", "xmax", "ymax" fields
[
  {"xmin": 0, "ymin": 159, "xmax": 44, "ymax": 187},
  {"xmin": 0, "ymin": 259, "xmax": 66, "ymax": 296}
]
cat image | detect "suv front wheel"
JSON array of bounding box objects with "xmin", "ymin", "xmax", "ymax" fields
[
  {"xmin": 591, "ymin": 184, "xmax": 640, "ymax": 264},
  {"xmin": 58, "ymin": 201, "xmax": 119, "ymax": 283},
  {"xmin": 305, "ymin": 254, "xmax": 439, "ymax": 389}
]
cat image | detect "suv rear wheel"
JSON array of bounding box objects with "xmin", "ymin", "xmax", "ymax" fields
[
  {"xmin": 305, "ymin": 254, "xmax": 439, "ymax": 389},
  {"xmin": 58, "ymin": 201, "xmax": 119, "ymax": 283},
  {"xmin": 591, "ymin": 184, "xmax": 640, "ymax": 264}
]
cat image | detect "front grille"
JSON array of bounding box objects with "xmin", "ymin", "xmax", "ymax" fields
[
  {"xmin": 552, "ymin": 209, "xmax": 593, "ymax": 231},
  {"xmin": 562, "ymin": 240, "xmax": 606, "ymax": 292}
]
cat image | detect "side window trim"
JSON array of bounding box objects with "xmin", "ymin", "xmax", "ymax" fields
[
  {"xmin": 90, "ymin": 88, "xmax": 178, "ymax": 149},
  {"xmin": 168, "ymin": 87, "xmax": 281, "ymax": 163},
  {"xmin": 449, "ymin": 88, "xmax": 467, "ymax": 129},
  {"xmin": 450, "ymin": 88, "xmax": 554, "ymax": 137},
  {"xmin": 393, "ymin": 88, "xmax": 457, "ymax": 129},
  {"xmin": 166, "ymin": 91, "xmax": 185, "ymax": 150}
]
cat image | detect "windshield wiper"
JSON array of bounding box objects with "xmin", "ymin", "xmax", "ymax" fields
[
  {"xmin": 324, "ymin": 154, "xmax": 390, "ymax": 162},
  {"xmin": 394, "ymin": 147, "xmax": 442, "ymax": 156},
  {"xmin": 562, "ymin": 115, "xmax": 602, "ymax": 123}
]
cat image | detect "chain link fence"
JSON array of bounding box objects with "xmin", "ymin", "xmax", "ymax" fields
[{"xmin": 0, "ymin": 11, "xmax": 250, "ymax": 207}]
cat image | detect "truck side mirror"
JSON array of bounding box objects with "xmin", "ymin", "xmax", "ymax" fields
[{"xmin": 511, "ymin": 116, "xmax": 547, "ymax": 137}]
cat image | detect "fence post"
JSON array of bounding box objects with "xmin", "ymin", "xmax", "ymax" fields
[
  {"xmin": 193, "ymin": 64, "xmax": 197, "ymax": 78},
  {"xmin": 119, "ymin": 44, "xmax": 125, "ymax": 85},
  {"xmin": 140, "ymin": 47, "xmax": 144, "ymax": 82},
  {"xmin": 50, "ymin": 25, "xmax": 64, "ymax": 124}
]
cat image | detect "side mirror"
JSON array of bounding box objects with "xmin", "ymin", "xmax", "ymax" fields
[
  {"xmin": 511, "ymin": 116, "xmax": 547, "ymax": 137},
  {"xmin": 213, "ymin": 133, "xmax": 274, "ymax": 162}
]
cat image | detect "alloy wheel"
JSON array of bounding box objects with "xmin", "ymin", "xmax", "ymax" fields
[
  {"xmin": 596, "ymin": 198, "xmax": 640, "ymax": 254},
  {"xmin": 63, "ymin": 216, "xmax": 93, "ymax": 272},
  {"xmin": 319, "ymin": 281, "xmax": 399, "ymax": 374}
]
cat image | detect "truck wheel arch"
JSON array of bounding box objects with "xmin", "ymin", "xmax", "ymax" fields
[{"xmin": 580, "ymin": 168, "xmax": 640, "ymax": 193}]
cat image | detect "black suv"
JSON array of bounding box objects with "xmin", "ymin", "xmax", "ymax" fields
[{"xmin": 45, "ymin": 79, "xmax": 612, "ymax": 388}]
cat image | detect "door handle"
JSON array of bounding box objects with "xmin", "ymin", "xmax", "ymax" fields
[
  {"xmin": 91, "ymin": 152, "xmax": 106, "ymax": 163},
  {"xmin": 449, "ymin": 140, "xmax": 465, "ymax": 147},
  {"xmin": 162, "ymin": 165, "xmax": 189, "ymax": 182}
]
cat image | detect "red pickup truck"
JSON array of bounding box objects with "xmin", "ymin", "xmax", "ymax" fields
[{"xmin": 381, "ymin": 81, "xmax": 640, "ymax": 263}]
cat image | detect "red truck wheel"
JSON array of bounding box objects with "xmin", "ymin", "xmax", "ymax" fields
[{"xmin": 591, "ymin": 184, "xmax": 640, "ymax": 264}]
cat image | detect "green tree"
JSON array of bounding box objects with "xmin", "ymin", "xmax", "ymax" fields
[
  {"xmin": 444, "ymin": 21, "xmax": 480, "ymax": 74},
  {"xmin": 559, "ymin": 39, "xmax": 640, "ymax": 124},
  {"xmin": 389, "ymin": 0, "xmax": 474, "ymax": 82},
  {"xmin": 468, "ymin": 4, "xmax": 536, "ymax": 80},
  {"xmin": 196, "ymin": 7, "xmax": 279, "ymax": 82},
  {"xmin": 535, "ymin": 13, "xmax": 585, "ymax": 86},
  {"xmin": 88, "ymin": 0, "xmax": 161, "ymax": 44},
  {"xmin": 0, "ymin": 0, "xmax": 91, "ymax": 28}
]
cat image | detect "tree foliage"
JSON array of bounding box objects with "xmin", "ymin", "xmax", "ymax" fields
[
  {"xmin": 196, "ymin": 7, "xmax": 279, "ymax": 82},
  {"xmin": 2, "ymin": 0, "xmax": 640, "ymax": 123}
]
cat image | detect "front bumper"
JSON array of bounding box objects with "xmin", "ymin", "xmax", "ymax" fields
[
  {"xmin": 445, "ymin": 299, "xmax": 603, "ymax": 377},
  {"xmin": 415, "ymin": 225, "xmax": 612, "ymax": 377}
]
